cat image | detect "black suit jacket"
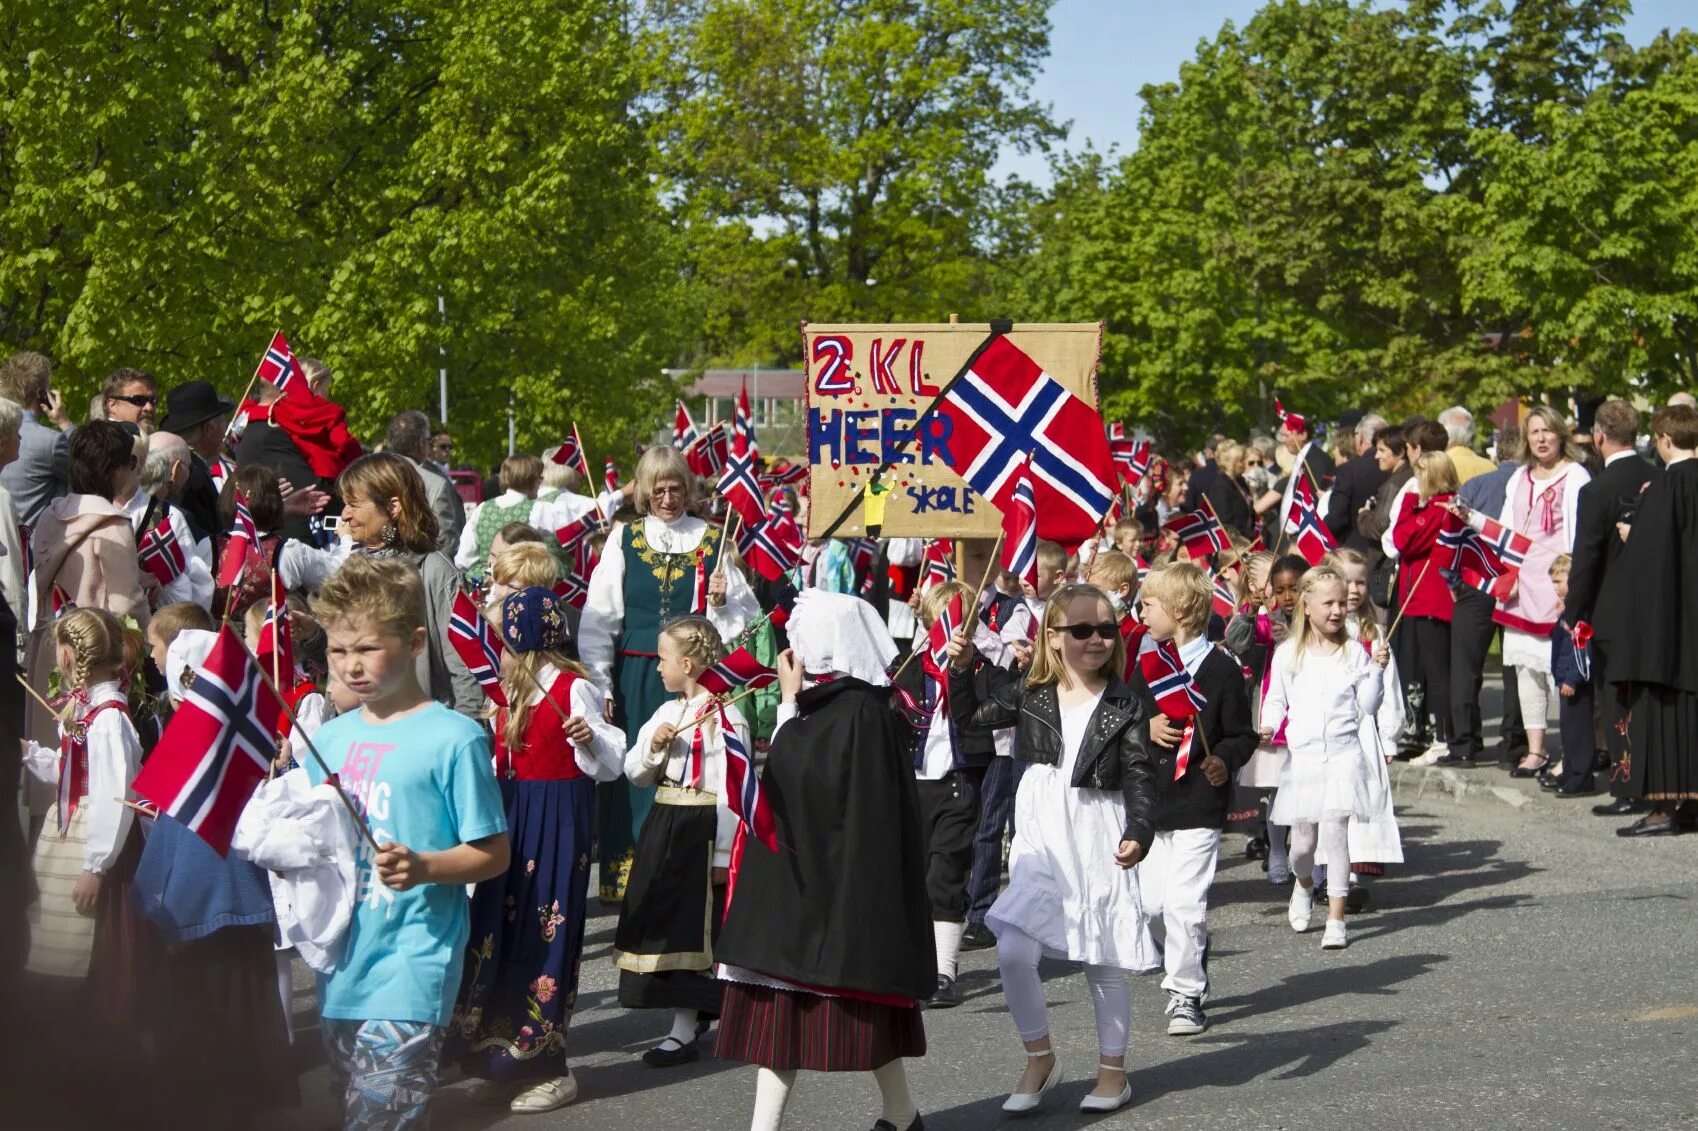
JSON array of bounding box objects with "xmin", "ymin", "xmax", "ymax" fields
[
  {"xmin": 1204, "ymin": 476, "xmax": 1254, "ymax": 538},
  {"xmin": 1129, "ymin": 648, "xmax": 1257, "ymax": 832},
  {"xmin": 1325, "ymin": 452, "xmax": 1389, "ymax": 551},
  {"xmin": 235, "ymin": 420, "xmax": 324, "ymax": 543},
  {"xmin": 1564, "ymin": 453, "xmax": 1659, "ymax": 644},
  {"xmin": 1185, "ymin": 460, "xmax": 1218, "ymax": 511},
  {"xmin": 179, "ymin": 452, "xmax": 222, "ymax": 543}
]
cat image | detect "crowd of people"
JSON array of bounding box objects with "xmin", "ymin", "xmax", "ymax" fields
[{"xmin": 0, "ymin": 343, "xmax": 1693, "ymax": 1130}]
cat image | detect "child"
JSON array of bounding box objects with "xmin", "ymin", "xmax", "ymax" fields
[
  {"xmin": 1133, "ymin": 564, "xmax": 1256, "ymax": 1036},
  {"xmin": 1086, "ymin": 550, "xmax": 1139, "ymax": 624},
  {"xmin": 454, "ymin": 587, "xmax": 625, "ymax": 1113},
  {"xmin": 1548, "ymin": 555, "xmax": 1598, "ymax": 796},
  {"xmin": 144, "ymin": 601, "xmax": 215, "ymax": 677},
  {"xmin": 1221, "ymin": 552, "xmax": 1288, "ymax": 864},
  {"xmin": 1112, "ymin": 516, "xmax": 1144, "ymax": 560},
  {"xmin": 892, "ymin": 581, "xmax": 994, "ymax": 1007},
  {"xmin": 1392, "ymin": 452, "xmax": 1459, "ymax": 766},
  {"xmin": 306, "ymin": 555, "xmax": 510, "ymax": 1129},
  {"xmin": 615, "ymin": 616, "xmax": 751, "ymax": 1067},
  {"xmin": 1325, "ymin": 548, "xmax": 1406, "ymax": 909},
  {"xmin": 1260, "ymin": 567, "xmax": 1390, "ymax": 950},
  {"xmin": 959, "ymin": 583, "xmax": 1159, "ymax": 1116}
]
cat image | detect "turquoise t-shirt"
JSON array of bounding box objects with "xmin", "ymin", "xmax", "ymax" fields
[{"xmin": 305, "ymin": 702, "xmax": 506, "ymax": 1026}]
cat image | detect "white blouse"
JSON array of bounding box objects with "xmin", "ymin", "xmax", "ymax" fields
[
  {"xmin": 22, "ymin": 680, "xmax": 142, "ymax": 872},
  {"xmin": 578, "ymin": 515, "xmax": 760, "ymax": 692},
  {"xmin": 1261, "ymin": 639, "xmax": 1384, "ymax": 754},
  {"xmin": 518, "ymin": 665, "xmax": 627, "ymax": 782},
  {"xmin": 624, "ymin": 692, "xmax": 749, "ymax": 867}
]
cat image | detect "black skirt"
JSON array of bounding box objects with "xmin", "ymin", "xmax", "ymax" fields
[
  {"xmin": 1626, "ymin": 684, "xmax": 1698, "ymax": 802},
  {"xmin": 614, "ymin": 791, "xmax": 724, "ymax": 1016}
]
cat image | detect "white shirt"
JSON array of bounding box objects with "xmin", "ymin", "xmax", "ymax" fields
[
  {"xmin": 578, "ymin": 514, "xmax": 760, "ymax": 692},
  {"xmin": 1380, "ymin": 477, "xmax": 1420, "ymax": 562},
  {"xmin": 1604, "ymin": 449, "xmax": 1639, "ymax": 468},
  {"xmin": 278, "ymin": 537, "xmax": 351, "ymax": 593},
  {"xmin": 508, "ymin": 665, "xmax": 626, "ymax": 782},
  {"xmin": 123, "ymin": 491, "xmax": 216, "ymax": 609},
  {"xmin": 1260, "ymin": 639, "xmax": 1384, "ymax": 754},
  {"xmin": 22, "ymin": 680, "xmax": 141, "ymax": 872},
  {"xmin": 536, "ymin": 490, "xmax": 600, "ymax": 536},
  {"xmin": 454, "ymin": 490, "xmax": 553, "ymax": 570},
  {"xmin": 625, "ymin": 692, "xmax": 748, "ymax": 866}
]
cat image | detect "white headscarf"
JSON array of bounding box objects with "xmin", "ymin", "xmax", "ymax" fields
[
  {"xmin": 787, "ymin": 590, "xmax": 897, "ymax": 687},
  {"xmin": 165, "ymin": 628, "xmax": 219, "ymax": 704}
]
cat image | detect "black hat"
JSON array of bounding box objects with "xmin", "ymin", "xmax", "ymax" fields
[
  {"xmin": 1337, "ymin": 408, "xmax": 1365, "ymax": 433},
  {"xmin": 158, "ymin": 380, "xmax": 235, "ymax": 433}
]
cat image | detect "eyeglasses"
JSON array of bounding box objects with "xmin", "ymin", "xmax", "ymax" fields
[
  {"xmin": 650, "ymin": 484, "xmax": 686, "ymax": 497},
  {"xmin": 110, "ymin": 394, "xmax": 157, "ymax": 407},
  {"xmin": 1054, "ymin": 622, "xmax": 1119, "ymax": 641}
]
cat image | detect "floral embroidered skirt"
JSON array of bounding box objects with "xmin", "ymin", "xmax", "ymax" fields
[{"xmin": 450, "ymin": 777, "xmax": 595, "ymax": 1081}]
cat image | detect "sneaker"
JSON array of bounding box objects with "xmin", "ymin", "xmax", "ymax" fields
[
  {"xmin": 1411, "ymin": 743, "xmax": 1447, "ymax": 766},
  {"xmin": 926, "ymin": 974, "xmax": 960, "ymax": 1009},
  {"xmin": 1165, "ymin": 993, "xmax": 1207, "ymax": 1036},
  {"xmin": 1288, "ymin": 884, "xmax": 1314, "ymax": 933},
  {"xmin": 1321, "ymin": 920, "xmax": 1349, "ymax": 949}
]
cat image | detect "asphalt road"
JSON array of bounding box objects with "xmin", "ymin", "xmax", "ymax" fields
[{"xmin": 278, "ymin": 757, "xmax": 1698, "ymax": 1131}]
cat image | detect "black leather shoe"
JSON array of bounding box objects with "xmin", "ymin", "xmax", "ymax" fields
[
  {"xmin": 1557, "ymin": 776, "xmax": 1598, "ymax": 797},
  {"xmin": 1537, "ymin": 770, "xmax": 1561, "ymax": 791},
  {"xmin": 871, "ymin": 1114, "xmax": 925, "ymax": 1131},
  {"xmin": 926, "ymin": 974, "xmax": 960, "ymax": 1010},
  {"xmin": 1591, "ymin": 750, "xmax": 1612, "ymax": 774},
  {"xmin": 642, "ymin": 1037, "xmax": 702, "ymax": 1067},
  {"xmin": 1617, "ymin": 816, "xmax": 1680, "ymax": 838},
  {"xmin": 1508, "ymin": 760, "xmax": 1550, "ymax": 779},
  {"xmin": 1593, "ymin": 797, "xmax": 1648, "ymax": 817},
  {"xmin": 1434, "ymin": 753, "xmax": 1477, "ymax": 767},
  {"xmin": 960, "ymin": 923, "xmax": 996, "ymax": 951}
]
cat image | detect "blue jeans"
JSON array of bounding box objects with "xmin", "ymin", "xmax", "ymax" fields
[{"xmin": 967, "ymin": 756, "xmax": 1027, "ymax": 926}]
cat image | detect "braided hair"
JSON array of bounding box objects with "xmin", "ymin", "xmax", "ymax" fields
[{"xmin": 54, "ymin": 607, "xmax": 128, "ymax": 693}]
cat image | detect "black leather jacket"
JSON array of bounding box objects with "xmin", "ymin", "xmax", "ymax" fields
[{"xmin": 956, "ymin": 667, "xmax": 1159, "ymax": 848}]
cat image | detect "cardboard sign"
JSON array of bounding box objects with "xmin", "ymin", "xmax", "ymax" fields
[{"xmin": 802, "ymin": 322, "xmax": 1104, "ymax": 539}]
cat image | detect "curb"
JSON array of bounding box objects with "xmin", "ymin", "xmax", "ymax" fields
[{"xmin": 1392, "ymin": 763, "xmax": 1531, "ymax": 809}]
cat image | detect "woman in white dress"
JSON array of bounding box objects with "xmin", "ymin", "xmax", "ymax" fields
[{"xmin": 956, "ymin": 583, "xmax": 1160, "ymax": 1117}]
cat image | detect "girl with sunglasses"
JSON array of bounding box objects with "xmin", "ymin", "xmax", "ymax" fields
[{"xmin": 952, "ymin": 583, "xmax": 1160, "ymax": 1116}]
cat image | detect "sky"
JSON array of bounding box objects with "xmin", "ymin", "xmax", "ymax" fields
[{"xmin": 994, "ymin": 0, "xmax": 1696, "ymax": 184}]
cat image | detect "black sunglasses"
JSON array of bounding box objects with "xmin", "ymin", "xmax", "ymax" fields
[
  {"xmin": 1054, "ymin": 622, "xmax": 1119, "ymax": 641},
  {"xmin": 110, "ymin": 394, "xmax": 157, "ymax": 407}
]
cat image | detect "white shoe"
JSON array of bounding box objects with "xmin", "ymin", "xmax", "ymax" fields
[
  {"xmin": 1288, "ymin": 884, "xmax": 1314, "ymax": 933},
  {"xmin": 509, "ymin": 1075, "xmax": 579, "ymax": 1113},
  {"xmin": 1001, "ymin": 1052, "xmax": 1061, "ymax": 1114},
  {"xmin": 1079, "ymin": 1065, "xmax": 1132, "ymax": 1114},
  {"xmin": 1321, "ymin": 920, "xmax": 1349, "ymax": 950},
  {"xmin": 1411, "ymin": 743, "xmax": 1447, "ymax": 766}
]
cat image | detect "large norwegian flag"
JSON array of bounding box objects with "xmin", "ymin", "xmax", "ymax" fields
[
  {"xmin": 717, "ymin": 447, "xmax": 766, "ymax": 531},
  {"xmin": 257, "ymin": 331, "xmax": 307, "ymax": 396},
  {"xmin": 737, "ymin": 510, "xmax": 804, "ymax": 581},
  {"xmin": 1162, "ymin": 496, "xmax": 1231, "ymax": 559},
  {"xmin": 735, "ymin": 382, "xmax": 759, "ymax": 461},
  {"xmin": 217, "ymin": 489, "xmax": 259, "ymax": 589},
  {"xmin": 673, "ymin": 401, "xmax": 699, "ymax": 450},
  {"xmin": 684, "ymin": 425, "xmax": 730, "ymax": 478},
  {"xmin": 1283, "ymin": 473, "xmax": 1335, "ymax": 566},
  {"xmin": 131, "ymin": 625, "xmax": 282, "ymax": 855},
  {"xmin": 138, "ymin": 517, "xmax": 188, "ymax": 586},
  {"xmin": 697, "ymin": 647, "xmax": 778, "ymax": 697},
  {"xmin": 931, "ymin": 336, "xmax": 1117, "ymax": 550},
  {"xmin": 1001, "ymin": 455, "xmax": 1039, "ymax": 589},
  {"xmin": 256, "ymin": 570, "xmax": 293, "ymax": 684},
  {"xmin": 448, "ymin": 591, "xmax": 508, "ymax": 707}
]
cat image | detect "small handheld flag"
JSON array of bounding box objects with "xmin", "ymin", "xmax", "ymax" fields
[
  {"xmin": 448, "ymin": 591, "xmax": 509, "ymax": 707},
  {"xmin": 696, "ymin": 647, "xmax": 779, "ymax": 698},
  {"xmin": 216, "ymin": 490, "xmax": 258, "ymax": 590},
  {"xmin": 138, "ymin": 517, "xmax": 189, "ymax": 587}
]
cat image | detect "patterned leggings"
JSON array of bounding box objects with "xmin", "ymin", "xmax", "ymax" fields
[{"xmin": 324, "ymin": 1019, "xmax": 447, "ymax": 1130}]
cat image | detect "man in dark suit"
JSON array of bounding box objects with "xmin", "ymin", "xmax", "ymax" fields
[
  {"xmin": 1563, "ymin": 398, "xmax": 1660, "ymax": 805},
  {"xmin": 159, "ymin": 380, "xmax": 236, "ymax": 540},
  {"xmin": 1184, "ymin": 434, "xmax": 1223, "ymax": 511},
  {"xmin": 1325, "ymin": 412, "xmax": 1388, "ymax": 550}
]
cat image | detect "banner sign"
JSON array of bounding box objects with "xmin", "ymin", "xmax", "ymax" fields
[{"xmin": 802, "ymin": 322, "xmax": 1103, "ymax": 539}]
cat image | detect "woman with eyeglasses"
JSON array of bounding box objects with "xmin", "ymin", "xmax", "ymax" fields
[
  {"xmin": 578, "ymin": 445, "xmax": 759, "ymax": 903},
  {"xmin": 23, "ymin": 420, "xmax": 154, "ymax": 752},
  {"xmin": 953, "ymin": 583, "xmax": 1159, "ymax": 1116}
]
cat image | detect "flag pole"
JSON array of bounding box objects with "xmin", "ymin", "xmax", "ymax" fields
[
  {"xmin": 234, "ymin": 635, "xmax": 382, "ymax": 853},
  {"xmin": 15, "ymin": 673, "xmax": 68, "ymax": 725},
  {"xmin": 220, "ymin": 328, "xmax": 276, "ymax": 447},
  {"xmin": 267, "ymin": 563, "xmax": 282, "ymax": 783},
  {"xmin": 572, "ymin": 422, "xmax": 605, "ymax": 520},
  {"xmin": 1385, "ymin": 558, "xmax": 1433, "ymax": 640},
  {"xmin": 675, "ymin": 682, "xmax": 761, "ymax": 738}
]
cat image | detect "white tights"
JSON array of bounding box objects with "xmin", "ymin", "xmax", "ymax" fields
[
  {"xmin": 996, "ymin": 923, "xmax": 1129, "ymax": 1057},
  {"xmin": 748, "ymin": 1060, "xmax": 916, "ymax": 1130},
  {"xmin": 1287, "ymin": 816, "xmax": 1351, "ymax": 898}
]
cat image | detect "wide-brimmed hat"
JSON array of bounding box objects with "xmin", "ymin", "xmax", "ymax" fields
[{"xmin": 158, "ymin": 380, "xmax": 236, "ymax": 433}]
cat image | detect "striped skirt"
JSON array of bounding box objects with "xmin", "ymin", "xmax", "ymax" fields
[
  {"xmin": 27, "ymin": 804, "xmax": 96, "ymax": 978},
  {"xmin": 714, "ymin": 982, "xmax": 925, "ymax": 1072}
]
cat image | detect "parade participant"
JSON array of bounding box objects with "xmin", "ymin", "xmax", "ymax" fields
[
  {"xmin": 1086, "ymin": 550, "xmax": 1139, "ymax": 621},
  {"xmin": 615, "ymin": 617, "xmax": 748, "ymax": 1066},
  {"xmin": 338, "ymin": 452, "xmax": 483, "ymax": 716},
  {"xmin": 1233, "ymin": 555, "xmax": 1306, "ymax": 882},
  {"xmin": 1544, "ymin": 555, "xmax": 1597, "ymax": 795},
  {"xmin": 454, "ymin": 587, "xmax": 624, "ymax": 1114},
  {"xmin": 1606, "ymin": 404, "xmax": 1698, "ymax": 836},
  {"xmin": 235, "ymin": 377, "xmax": 359, "ymax": 543},
  {"xmin": 714, "ymin": 591, "xmax": 932, "ymax": 1131},
  {"xmin": 1260, "ymin": 567, "xmax": 1390, "ymax": 950},
  {"xmin": 455, "ymin": 455, "xmax": 547, "ymax": 583},
  {"xmin": 1392, "ymin": 452, "xmax": 1459, "ymax": 765},
  {"xmin": 1132, "ymin": 563, "xmax": 1255, "ymax": 1036},
  {"xmin": 579, "ymin": 445, "xmax": 758, "ymax": 902},
  {"xmin": 21, "ymin": 609, "xmax": 147, "ymax": 1013},
  {"xmin": 305, "ymin": 556, "xmax": 509, "ymax": 1130},
  {"xmin": 958, "ymin": 583, "xmax": 1159, "ymax": 1116}
]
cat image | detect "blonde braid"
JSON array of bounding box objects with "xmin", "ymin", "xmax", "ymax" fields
[
  {"xmin": 53, "ymin": 608, "xmax": 127, "ymax": 695},
  {"xmin": 662, "ymin": 616, "xmax": 727, "ymax": 676}
]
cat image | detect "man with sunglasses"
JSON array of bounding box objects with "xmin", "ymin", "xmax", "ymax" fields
[{"xmin": 102, "ymin": 367, "xmax": 158, "ymax": 434}]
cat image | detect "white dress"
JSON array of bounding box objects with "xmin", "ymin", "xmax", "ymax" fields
[
  {"xmin": 1326, "ymin": 623, "xmax": 1405, "ymax": 866},
  {"xmin": 1264, "ymin": 641, "xmax": 1383, "ymax": 825},
  {"xmin": 986, "ymin": 691, "xmax": 1156, "ymax": 972}
]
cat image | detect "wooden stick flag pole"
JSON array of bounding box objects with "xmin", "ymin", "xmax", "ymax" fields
[
  {"xmin": 960, "ymin": 531, "xmax": 1008, "ymax": 643},
  {"xmin": 718, "ymin": 509, "xmax": 739, "ymax": 576},
  {"xmin": 220, "ymin": 328, "xmax": 277, "ymax": 447},
  {"xmin": 572, "ymin": 422, "xmax": 605, "ymax": 520},
  {"xmin": 16, "ymin": 673, "xmax": 67, "ymax": 724},
  {"xmin": 1385, "ymin": 558, "xmax": 1433, "ymax": 640},
  {"xmin": 676, "ymin": 682, "xmax": 761, "ymax": 738}
]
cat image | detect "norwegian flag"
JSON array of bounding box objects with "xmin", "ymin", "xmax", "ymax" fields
[
  {"xmin": 1162, "ymin": 496, "xmax": 1231, "ymax": 559},
  {"xmin": 1001, "ymin": 454, "xmax": 1039, "ymax": 589},
  {"xmin": 1474, "ymin": 513, "xmax": 1533, "ymax": 570},
  {"xmin": 735, "ymin": 382, "xmax": 760, "ymax": 461},
  {"xmin": 603, "ymin": 457, "xmax": 619, "ymax": 495},
  {"xmin": 717, "ymin": 447, "xmax": 767, "ymax": 531},
  {"xmin": 921, "ymin": 539, "xmax": 957, "ymax": 587},
  {"xmin": 845, "ymin": 537, "xmax": 880, "ymax": 596},
  {"xmin": 448, "ymin": 590, "xmax": 508, "ymax": 708},
  {"xmin": 130, "ymin": 625, "xmax": 282, "ymax": 855},
  {"xmin": 1440, "ymin": 521, "xmax": 1518, "ymax": 599},
  {"xmin": 208, "ymin": 454, "xmax": 236, "ymax": 491},
  {"xmin": 256, "ymin": 331, "xmax": 306, "ymax": 395},
  {"xmin": 17, "ymin": 521, "xmax": 32, "ymax": 577},
  {"xmin": 697, "ymin": 647, "xmax": 778, "ymax": 697},
  {"xmin": 1211, "ymin": 573, "xmax": 1237, "ymax": 620},
  {"xmin": 930, "ymin": 336, "xmax": 1117, "ymax": 550},
  {"xmin": 555, "ymin": 512, "xmax": 609, "ymax": 573},
  {"xmin": 548, "ymin": 433, "xmax": 584, "ymax": 471},
  {"xmin": 684, "ymin": 425, "xmax": 730, "ymax": 478},
  {"xmin": 256, "ymin": 570, "xmax": 293, "ymax": 684},
  {"xmin": 736, "ymin": 510, "xmax": 805, "ymax": 581},
  {"xmin": 673, "ymin": 401, "xmax": 699, "ymax": 449},
  {"xmin": 1283, "ymin": 473, "xmax": 1335, "ymax": 566},
  {"xmin": 759, "ymin": 461, "xmax": 809, "ymax": 488},
  {"xmin": 1274, "ymin": 395, "xmax": 1306, "ymax": 434},
  {"xmin": 923, "ymin": 591, "xmax": 965, "ymax": 678},
  {"xmin": 217, "ymin": 489, "xmax": 258, "ymax": 589},
  {"xmin": 138, "ymin": 517, "xmax": 189, "ymax": 587},
  {"xmin": 553, "ymin": 573, "xmax": 589, "ymax": 610},
  {"xmin": 720, "ymin": 706, "xmax": 777, "ymax": 852}
]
